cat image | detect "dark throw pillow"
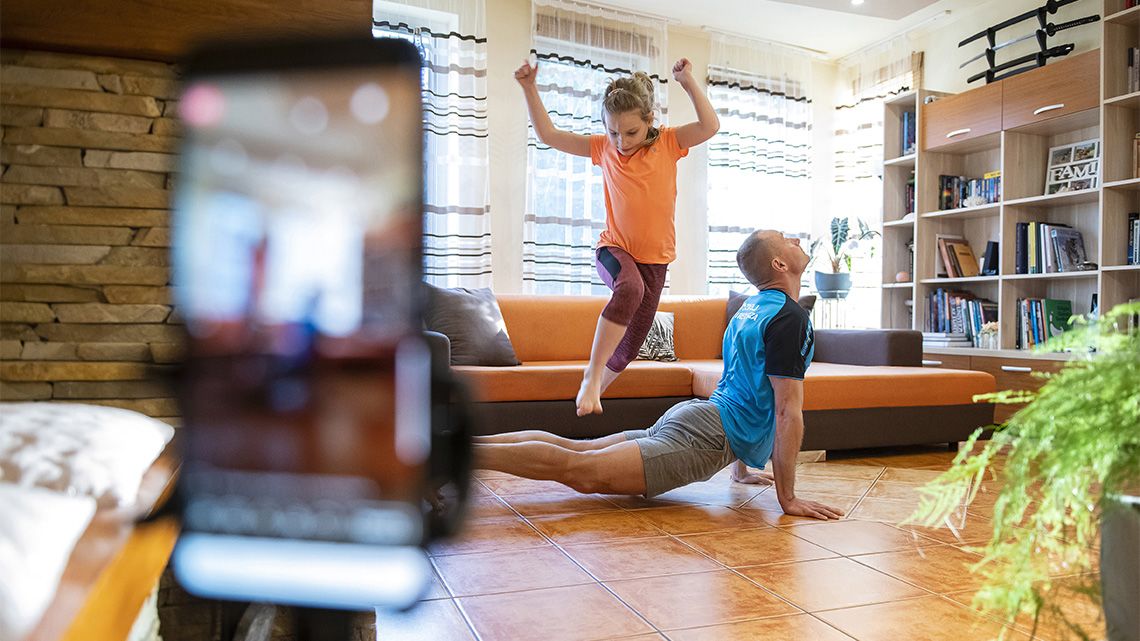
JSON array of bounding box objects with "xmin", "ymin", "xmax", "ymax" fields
[
  {"xmin": 637, "ymin": 311, "xmax": 678, "ymax": 362},
  {"xmin": 424, "ymin": 286, "xmax": 521, "ymax": 366}
]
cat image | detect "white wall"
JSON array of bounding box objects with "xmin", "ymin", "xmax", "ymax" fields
[{"xmin": 483, "ymin": 0, "xmax": 1104, "ymax": 295}]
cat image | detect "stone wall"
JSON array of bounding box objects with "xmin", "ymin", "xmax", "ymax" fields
[{"xmin": 0, "ymin": 49, "xmax": 183, "ymax": 422}]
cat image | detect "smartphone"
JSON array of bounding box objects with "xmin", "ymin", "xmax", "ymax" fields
[{"xmin": 169, "ymin": 35, "xmax": 438, "ymax": 611}]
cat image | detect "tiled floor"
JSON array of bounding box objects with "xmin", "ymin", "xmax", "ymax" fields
[{"xmin": 368, "ymin": 445, "xmax": 1105, "ymax": 641}]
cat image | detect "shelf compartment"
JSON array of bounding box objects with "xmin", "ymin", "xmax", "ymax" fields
[
  {"xmin": 1000, "ymin": 277, "xmax": 1098, "ymax": 350},
  {"xmin": 1001, "ymin": 201, "xmax": 1100, "ymax": 280},
  {"xmin": 1102, "ymin": 187, "xmax": 1140, "ymax": 268},
  {"xmin": 920, "ymin": 203, "xmax": 1000, "ymax": 220},
  {"xmin": 1002, "ymin": 119, "xmax": 1101, "ymax": 201},
  {"xmin": 1104, "ymin": 177, "xmax": 1140, "ymax": 191},
  {"xmin": 1101, "ymin": 268, "xmax": 1140, "ymax": 311},
  {"xmin": 1105, "ymin": 5, "xmax": 1140, "ymax": 26},
  {"xmin": 1102, "ymin": 99, "xmax": 1139, "ymax": 184},
  {"xmin": 1104, "ymin": 90, "xmax": 1140, "ymax": 109},
  {"xmin": 881, "ymin": 286, "xmax": 914, "ymax": 330}
]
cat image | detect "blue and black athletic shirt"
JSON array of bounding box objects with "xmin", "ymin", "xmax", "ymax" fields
[{"xmin": 709, "ymin": 289, "xmax": 815, "ymax": 468}]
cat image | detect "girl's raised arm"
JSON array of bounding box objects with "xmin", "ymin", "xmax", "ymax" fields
[
  {"xmin": 671, "ymin": 58, "xmax": 720, "ymax": 150},
  {"xmin": 516, "ymin": 60, "xmax": 591, "ymax": 158}
]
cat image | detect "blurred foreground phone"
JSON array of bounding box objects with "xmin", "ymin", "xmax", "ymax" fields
[{"xmin": 169, "ymin": 35, "xmax": 470, "ymax": 616}]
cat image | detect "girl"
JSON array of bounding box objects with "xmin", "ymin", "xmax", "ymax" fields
[{"xmin": 515, "ymin": 57, "xmax": 719, "ymax": 416}]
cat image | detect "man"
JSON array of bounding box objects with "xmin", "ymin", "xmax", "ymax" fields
[{"xmin": 473, "ymin": 230, "xmax": 842, "ymax": 521}]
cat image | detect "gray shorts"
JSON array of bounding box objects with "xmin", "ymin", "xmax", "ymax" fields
[{"xmin": 623, "ymin": 399, "xmax": 737, "ymax": 498}]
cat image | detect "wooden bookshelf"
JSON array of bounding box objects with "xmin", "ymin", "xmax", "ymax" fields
[{"xmin": 881, "ymin": 32, "xmax": 1140, "ymax": 359}]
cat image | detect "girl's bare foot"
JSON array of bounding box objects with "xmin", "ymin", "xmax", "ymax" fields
[{"xmin": 575, "ymin": 379, "xmax": 603, "ymax": 416}]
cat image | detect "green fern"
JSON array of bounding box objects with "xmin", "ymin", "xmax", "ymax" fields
[{"xmin": 903, "ymin": 301, "xmax": 1140, "ymax": 640}]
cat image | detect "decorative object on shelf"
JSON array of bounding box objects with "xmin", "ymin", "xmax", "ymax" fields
[
  {"xmin": 958, "ymin": 0, "xmax": 1096, "ymax": 84},
  {"xmin": 895, "ymin": 271, "xmax": 910, "ymax": 283},
  {"xmin": 906, "ymin": 301, "xmax": 1140, "ymax": 641},
  {"xmin": 981, "ymin": 241, "xmax": 999, "ymax": 276},
  {"xmin": 1045, "ymin": 138, "xmax": 1099, "ymax": 195},
  {"xmin": 810, "ymin": 217, "xmax": 879, "ymax": 299},
  {"xmin": 977, "ymin": 321, "xmax": 999, "ymax": 349}
]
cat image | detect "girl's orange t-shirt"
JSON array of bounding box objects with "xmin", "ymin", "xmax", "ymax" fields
[{"xmin": 590, "ymin": 126, "xmax": 688, "ymax": 265}]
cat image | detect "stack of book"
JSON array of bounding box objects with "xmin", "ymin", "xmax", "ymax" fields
[
  {"xmin": 939, "ymin": 172, "xmax": 1001, "ymax": 210},
  {"xmin": 1016, "ymin": 298, "xmax": 1072, "ymax": 350},
  {"xmin": 901, "ymin": 111, "xmax": 917, "ymax": 156},
  {"xmin": 1128, "ymin": 213, "xmax": 1140, "ymax": 266},
  {"xmin": 1129, "ymin": 47, "xmax": 1140, "ymax": 95},
  {"xmin": 1013, "ymin": 222, "xmax": 1088, "ymax": 274},
  {"xmin": 926, "ymin": 288, "xmax": 998, "ymax": 346},
  {"xmin": 922, "ymin": 332, "xmax": 971, "ymax": 349},
  {"xmin": 935, "ymin": 235, "xmax": 981, "ymax": 278}
]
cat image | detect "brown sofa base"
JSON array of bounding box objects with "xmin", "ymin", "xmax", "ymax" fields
[{"xmin": 471, "ymin": 398, "xmax": 996, "ymax": 452}]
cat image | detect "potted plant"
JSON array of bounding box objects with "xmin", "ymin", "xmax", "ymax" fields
[
  {"xmin": 906, "ymin": 302, "xmax": 1140, "ymax": 640},
  {"xmin": 810, "ymin": 217, "xmax": 880, "ymax": 299}
]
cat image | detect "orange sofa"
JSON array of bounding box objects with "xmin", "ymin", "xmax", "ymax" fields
[{"xmin": 445, "ymin": 295, "xmax": 996, "ymax": 452}]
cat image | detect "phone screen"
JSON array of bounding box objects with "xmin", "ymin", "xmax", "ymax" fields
[{"xmin": 170, "ymin": 38, "xmax": 433, "ymax": 610}]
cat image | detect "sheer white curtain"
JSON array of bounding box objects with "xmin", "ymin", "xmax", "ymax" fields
[
  {"xmin": 832, "ymin": 37, "xmax": 918, "ymax": 327},
  {"xmin": 373, "ymin": 0, "xmax": 493, "ymax": 287},
  {"xmin": 705, "ymin": 35, "xmax": 814, "ymax": 295},
  {"xmin": 522, "ymin": 0, "xmax": 670, "ymax": 294}
]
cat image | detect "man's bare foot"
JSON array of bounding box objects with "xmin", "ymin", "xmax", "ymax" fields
[{"xmin": 575, "ymin": 379, "xmax": 603, "ymax": 416}]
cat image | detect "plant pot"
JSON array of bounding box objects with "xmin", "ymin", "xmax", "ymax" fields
[
  {"xmin": 1102, "ymin": 497, "xmax": 1140, "ymax": 641},
  {"xmin": 813, "ymin": 271, "xmax": 851, "ymax": 299}
]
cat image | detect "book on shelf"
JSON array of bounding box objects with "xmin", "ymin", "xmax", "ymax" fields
[
  {"xmin": 1016, "ymin": 297, "xmax": 1073, "ymax": 350},
  {"xmin": 901, "ymin": 110, "xmax": 916, "ymax": 156},
  {"xmin": 934, "ymin": 233, "xmax": 964, "ymax": 277},
  {"xmin": 1134, "ymin": 133, "xmax": 1139, "ymax": 179},
  {"xmin": 938, "ymin": 173, "xmax": 1001, "ymax": 210},
  {"xmin": 905, "ymin": 170, "xmax": 915, "ymax": 215},
  {"xmin": 925, "ymin": 289, "xmax": 997, "ymax": 347},
  {"xmin": 1130, "ymin": 48, "xmax": 1140, "ymax": 95},
  {"xmin": 1015, "ymin": 222, "xmax": 1087, "ymax": 273},
  {"xmin": 1130, "ymin": 213, "xmax": 1140, "ymax": 266},
  {"xmin": 949, "ymin": 241, "xmax": 980, "ymax": 277}
]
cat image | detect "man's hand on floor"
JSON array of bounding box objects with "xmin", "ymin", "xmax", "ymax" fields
[{"xmin": 779, "ymin": 497, "xmax": 844, "ymax": 521}]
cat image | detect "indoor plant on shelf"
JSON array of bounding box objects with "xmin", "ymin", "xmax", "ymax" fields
[
  {"xmin": 906, "ymin": 301, "xmax": 1140, "ymax": 641},
  {"xmin": 810, "ymin": 217, "xmax": 880, "ymax": 299}
]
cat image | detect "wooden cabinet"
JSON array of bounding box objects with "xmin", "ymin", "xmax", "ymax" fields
[
  {"xmin": 1001, "ymin": 50, "xmax": 1100, "ymax": 131},
  {"xmin": 923, "ymin": 353, "xmax": 1068, "ymax": 423},
  {"xmin": 922, "ymin": 81, "xmax": 1003, "ymax": 151}
]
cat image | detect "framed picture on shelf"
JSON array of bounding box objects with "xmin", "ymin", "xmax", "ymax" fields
[{"xmin": 1044, "ymin": 139, "xmax": 1100, "ymax": 195}]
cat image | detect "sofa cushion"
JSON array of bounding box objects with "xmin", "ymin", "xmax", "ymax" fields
[
  {"xmin": 690, "ymin": 361, "xmax": 994, "ymax": 410},
  {"xmin": 426, "ymin": 286, "xmax": 520, "ymax": 366},
  {"xmin": 455, "ymin": 360, "xmax": 694, "ymax": 403}
]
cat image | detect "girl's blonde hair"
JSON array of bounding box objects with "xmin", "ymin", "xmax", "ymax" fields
[{"xmin": 603, "ymin": 71, "xmax": 659, "ymax": 143}]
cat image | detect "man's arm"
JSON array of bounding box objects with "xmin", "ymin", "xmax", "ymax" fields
[{"xmin": 769, "ymin": 377, "xmax": 843, "ymax": 520}]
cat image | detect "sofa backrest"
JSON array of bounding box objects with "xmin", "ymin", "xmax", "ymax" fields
[{"xmin": 496, "ymin": 295, "xmax": 728, "ymax": 362}]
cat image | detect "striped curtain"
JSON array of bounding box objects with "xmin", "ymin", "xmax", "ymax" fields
[
  {"xmin": 522, "ymin": 0, "xmax": 670, "ymax": 294},
  {"xmin": 373, "ymin": 0, "xmax": 493, "ymax": 287},
  {"xmin": 833, "ymin": 39, "xmax": 918, "ymax": 327},
  {"xmin": 706, "ymin": 35, "xmax": 814, "ymax": 295}
]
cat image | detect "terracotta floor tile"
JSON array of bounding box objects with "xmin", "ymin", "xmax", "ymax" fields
[
  {"xmin": 879, "ymin": 467, "xmax": 949, "ymax": 483},
  {"xmin": 796, "ymin": 462, "xmax": 885, "ymax": 480},
  {"xmin": 459, "ymin": 584, "xmax": 651, "ymax": 641},
  {"xmin": 738, "ymin": 557, "xmax": 928, "ymax": 612},
  {"xmin": 848, "ymin": 497, "xmax": 923, "ymax": 523},
  {"xmin": 606, "ymin": 570, "xmax": 797, "ymax": 630},
  {"xmin": 430, "ymin": 517, "xmax": 550, "ymax": 556},
  {"xmin": 481, "ymin": 476, "xmax": 576, "ymax": 496},
  {"xmin": 424, "ymin": 567, "xmax": 450, "ymax": 600},
  {"xmin": 472, "ymin": 469, "xmax": 515, "ymax": 479},
  {"xmin": 794, "ymin": 476, "xmax": 876, "ymax": 496},
  {"xmin": 948, "ymin": 575, "xmax": 1105, "ymax": 641},
  {"xmin": 433, "ymin": 546, "xmax": 594, "ymax": 597},
  {"xmin": 679, "ymin": 527, "xmax": 837, "ymax": 567},
  {"xmin": 865, "ymin": 480, "xmax": 929, "ymax": 501},
  {"xmin": 371, "ymin": 599, "xmax": 475, "ymax": 641},
  {"xmin": 650, "ymin": 479, "xmax": 767, "ymax": 507},
  {"xmin": 853, "ymin": 545, "xmax": 991, "ymax": 593},
  {"xmin": 500, "ymin": 492, "xmax": 619, "ymax": 517},
  {"xmin": 529, "ymin": 510, "xmax": 663, "ymax": 546},
  {"xmin": 785, "ymin": 519, "xmax": 932, "ymax": 555},
  {"xmin": 600, "ymin": 635, "xmax": 666, "ymax": 641},
  {"xmin": 816, "ymin": 595, "xmax": 1029, "ymax": 641},
  {"xmin": 901, "ymin": 511, "xmax": 999, "ymax": 546},
  {"xmin": 468, "ymin": 481, "xmax": 494, "ymax": 497},
  {"xmin": 629, "ymin": 505, "xmax": 766, "ymax": 535},
  {"xmin": 666, "ymin": 613, "xmax": 855, "ymax": 641},
  {"xmin": 561, "ymin": 536, "xmax": 721, "ymax": 581},
  {"xmin": 464, "ymin": 495, "xmax": 519, "ymax": 521},
  {"xmin": 738, "ymin": 490, "xmax": 858, "ymax": 526}
]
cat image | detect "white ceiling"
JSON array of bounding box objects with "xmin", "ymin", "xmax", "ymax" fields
[{"xmin": 598, "ymin": 0, "xmax": 993, "ymax": 60}]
